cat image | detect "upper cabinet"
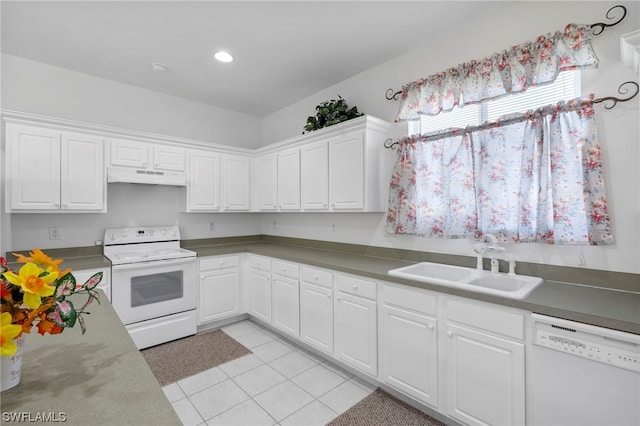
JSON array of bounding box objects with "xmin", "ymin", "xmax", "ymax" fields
[
  {"xmin": 187, "ymin": 150, "xmax": 251, "ymax": 212},
  {"xmin": 109, "ymin": 138, "xmax": 185, "ymax": 171},
  {"xmin": 6, "ymin": 123, "xmax": 106, "ymax": 213},
  {"xmin": 255, "ymin": 115, "xmax": 391, "ymax": 212},
  {"xmin": 221, "ymin": 154, "xmax": 251, "ymax": 211}
]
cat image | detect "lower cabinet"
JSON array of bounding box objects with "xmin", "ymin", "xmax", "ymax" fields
[
  {"xmin": 380, "ymin": 283, "xmax": 438, "ymax": 408},
  {"xmin": 300, "ymin": 265, "xmax": 334, "ymax": 354},
  {"xmin": 334, "ymin": 273, "xmax": 377, "ymax": 377},
  {"xmin": 198, "ymin": 255, "xmax": 241, "ymax": 324},
  {"xmin": 248, "ymin": 256, "xmax": 272, "ymax": 323},
  {"xmin": 271, "ymin": 260, "xmax": 300, "ymax": 338},
  {"xmin": 443, "ymin": 297, "xmax": 526, "ymax": 426}
]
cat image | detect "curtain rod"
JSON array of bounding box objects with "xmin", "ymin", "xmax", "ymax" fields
[
  {"xmin": 385, "ymin": 5, "xmax": 628, "ymax": 101},
  {"xmin": 384, "ymin": 81, "xmax": 639, "ymax": 149}
]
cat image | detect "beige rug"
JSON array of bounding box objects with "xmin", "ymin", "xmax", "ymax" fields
[
  {"xmin": 141, "ymin": 329, "xmax": 251, "ymax": 386},
  {"xmin": 327, "ymin": 388, "xmax": 445, "ymax": 426}
]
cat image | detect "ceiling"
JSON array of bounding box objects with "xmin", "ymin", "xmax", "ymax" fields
[{"xmin": 1, "ymin": 1, "xmax": 491, "ymax": 117}]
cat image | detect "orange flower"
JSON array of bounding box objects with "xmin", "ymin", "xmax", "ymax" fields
[{"xmin": 12, "ymin": 249, "xmax": 71, "ymax": 277}]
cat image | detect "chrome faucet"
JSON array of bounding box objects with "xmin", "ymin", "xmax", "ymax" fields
[{"xmin": 474, "ymin": 234, "xmax": 505, "ymax": 272}]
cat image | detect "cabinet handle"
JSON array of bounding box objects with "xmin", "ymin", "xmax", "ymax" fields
[
  {"xmin": 352, "ymin": 285, "xmax": 358, "ymax": 290},
  {"xmin": 336, "ymin": 297, "xmax": 342, "ymax": 301},
  {"xmin": 428, "ymin": 324, "xmax": 435, "ymax": 331},
  {"xmin": 313, "ymin": 275, "xmax": 319, "ymax": 280},
  {"xmin": 219, "ymin": 261, "xmax": 224, "ymax": 266},
  {"xmin": 447, "ymin": 330, "xmax": 453, "ymax": 337},
  {"xmin": 282, "ymin": 269, "xmax": 287, "ymax": 273},
  {"xmin": 326, "ymin": 293, "xmax": 331, "ymax": 298}
]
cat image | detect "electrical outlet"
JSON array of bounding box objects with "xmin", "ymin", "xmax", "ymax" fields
[
  {"xmin": 332, "ymin": 224, "xmax": 336, "ymax": 234},
  {"xmin": 209, "ymin": 222, "xmax": 215, "ymax": 231},
  {"xmin": 49, "ymin": 227, "xmax": 61, "ymax": 240}
]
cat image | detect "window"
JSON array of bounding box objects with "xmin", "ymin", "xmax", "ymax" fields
[{"xmin": 409, "ymin": 71, "xmax": 580, "ymax": 135}]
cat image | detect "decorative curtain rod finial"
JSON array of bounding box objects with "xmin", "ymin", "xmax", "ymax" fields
[
  {"xmin": 593, "ymin": 81, "xmax": 639, "ymax": 109},
  {"xmin": 386, "ymin": 88, "xmax": 402, "ymax": 101},
  {"xmin": 591, "ymin": 5, "xmax": 627, "ymax": 35}
]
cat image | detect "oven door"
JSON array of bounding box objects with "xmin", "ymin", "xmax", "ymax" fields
[{"xmin": 111, "ymin": 257, "xmax": 197, "ymax": 325}]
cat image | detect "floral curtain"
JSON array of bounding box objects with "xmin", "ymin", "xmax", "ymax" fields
[
  {"xmin": 386, "ymin": 96, "xmax": 614, "ymax": 245},
  {"xmin": 394, "ymin": 24, "xmax": 599, "ymax": 121}
]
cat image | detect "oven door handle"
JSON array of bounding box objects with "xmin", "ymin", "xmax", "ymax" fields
[{"xmin": 111, "ymin": 257, "xmax": 196, "ymax": 271}]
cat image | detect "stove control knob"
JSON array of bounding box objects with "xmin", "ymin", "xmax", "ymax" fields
[
  {"xmin": 170, "ymin": 230, "xmax": 177, "ymax": 237},
  {"xmin": 161, "ymin": 229, "xmax": 167, "ymax": 235},
  {"xmin": 109, "ymin": 233, "xmax": 117, "ymax": 241},
  {"xmin": 148, "ymin": 230, "xmax": 154, "ymax": 236},
  {"xmin": 121, "ymin": 231, "xmax": 129, "ymax": 238}
]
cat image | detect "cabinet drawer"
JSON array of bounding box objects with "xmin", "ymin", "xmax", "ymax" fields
[
  {"xmin": 335, "ymin": 274, "xmax": 377, "ymax": 300},
  {"xmin": 382, "ymin": 283, "xmax": 436, "ymax": 316},
  {"xmin": 446, "ymin": 297, "xmax": 525, "ymax": 340},
  {"xmin": 249, "ymin": 255, "xmax": 271, "ymax": 271},
  {"xmin": 272, "ymin": 260, "xmax": 299, "ymax": 279},
  {"xmin": 302, "ymin": 266, "xmax": 333, "ymax": 288},
  {"xmin": 200, "ymin": 255, "xmax": 240, "ymax": 271}
]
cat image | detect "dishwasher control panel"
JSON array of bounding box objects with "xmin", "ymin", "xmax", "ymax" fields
[{"xmin": 533, "ymin": 314, "xmax": 640, "ymax": 373}]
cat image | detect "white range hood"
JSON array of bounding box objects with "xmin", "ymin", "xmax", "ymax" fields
[{"xmin": 107, "ymin": 166, "xmax": 187, "ymax": 186}]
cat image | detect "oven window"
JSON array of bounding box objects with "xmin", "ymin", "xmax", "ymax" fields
[{"xmin": 131, "ymin": 271, "xmax": 184, "ymax": 307}]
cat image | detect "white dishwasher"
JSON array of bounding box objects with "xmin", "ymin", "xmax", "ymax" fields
[{"xmin": 530, "ymin": 314, "xmax": 640, "ymax": 426}]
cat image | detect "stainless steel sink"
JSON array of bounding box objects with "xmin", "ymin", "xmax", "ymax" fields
[{"xmin": 388, "ymin": 262, "xmax": 543, "ymax": 299}]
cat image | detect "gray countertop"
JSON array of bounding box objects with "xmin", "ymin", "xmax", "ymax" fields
[
  {"xmin": 190, "ymin": 241, "xmax": 640, "ymax": 335},
  {"xmin": 0, "ymin": 290, "xmax": 181, "ymax": 426}
]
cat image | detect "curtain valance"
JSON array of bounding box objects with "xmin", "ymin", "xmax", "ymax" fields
[{"xmin": 394, "ymin": 23, "xmax": 599, "ymax": 122}]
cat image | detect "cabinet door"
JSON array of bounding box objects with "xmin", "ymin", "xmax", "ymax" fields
[
  {"xmin": 277, "ymin": 148, "xmax": 300, "ymax": 210},
  {"xmin": 199, "ymin": 268, "xmax": 241, "ymax": 324},
  {"xmin": 61, "ymin": 132, "xmax": 105, "ymax": 211},
  {"xmin": 334, "ymin": 291, "xmax": 377, "ymax": 376},
  {"xmin": 153, "ymin": 145, "xmax": 185, "ymax": 171},
  {"xmin": 109, "ymin": 138, "xmax": 150, "ymax": 168},
  {"xmin": 8, "ymin": 124, "xmax": 61, "ymax": 210},
  {"xmin": 300, "ymin": 140, "xmax": 329, "ymax": 210},
  {"xmin": 380, "ymin": 304, "xmax": 438, "ymax": 407},
  {"xmin": 329, "ymin": 130, "xmax": 364, "ymax": 210},
  {"xmin": 249, "ymin": 269, "xmax": 271, "ymax": 323},
  {"xmin": 271, "ymin": 274, "xmax": 300, "ymax": 337},
  {"xmin": 188, "ymin": 150, "xmax": 220, "ymax": 211},
  {"xmin": 300, "ymin": 281, "xmax": 333, "ymax": 354},
  {"xmin": 445, "ymin": 323, "xmax": 525, "ymax": 426},
  {"xmin": 257, "ymin": 154, "xmax": 278, "ymax": 210},
  {"xmin": 222, "ymin": 155, "xmax": 250, "ymax": 211}
]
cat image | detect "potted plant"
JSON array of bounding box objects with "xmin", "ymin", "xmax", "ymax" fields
[
  {"xmin": 1, "ymin": 249, "xmax": 102, "ymax": 391},
  {"xmin": 304, "ymin": 95, "xmax": 364, "ymax": 133}
]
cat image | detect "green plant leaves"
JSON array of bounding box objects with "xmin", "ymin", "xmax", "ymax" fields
[{"xmin": 304, "ymin": 95, "xmax": 364, "ymax": 133}]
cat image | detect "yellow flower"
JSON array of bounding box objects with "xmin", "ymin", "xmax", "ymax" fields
[
  {"xmin": 1, "ymin": 312, "xmax": 23, "ymax": 356},
  {"xmin": 3, "ymin": 262, "xmax": 58, "ymax": 309}
]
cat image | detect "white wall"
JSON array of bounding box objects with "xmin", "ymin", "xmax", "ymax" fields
[
  {"xmin": 261, "ymin": 1, "xmax": 640, "ymax": 274},
  {"xmin": 1, "ymin": 54, "xmax": 263, "ymax": 149}
]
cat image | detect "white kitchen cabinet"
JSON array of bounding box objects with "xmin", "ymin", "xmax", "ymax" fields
[
  {"xmin": 300, "ymin": 265, "xmax": 334, "ymax": 354},
  {"xmin": 334, "ymin": 273, "xmax": 378, "ymax": 377},
  {"xmin": 443, "ymin": 297, "xmax": 526, "ymax": 426},
  {"xmin": 72, "ymin": 267, "xmax": 111, "ymax": 302},
  {"xmin": 222, "ymin": 154, "xmax": 251, "ymax": 211},
  {"xmin": 110, "ymin": 138, "xmax": 185, "ymax": 171},
  {"xmin": 329, "ymin": 130, "xmax": 365, "ymax": 210},
  {"xmin": 300, "ymin": 140, "xmax": 329, "ymax": 210},
  {"xmin": 253, "ymin": 115, "xmax": 391, "ymax": 213},
  {"xmin": 380, "ymin": 283, "xmax": 438, "ymax": 407},
  {"xmin": 248, "ymin": 255, "xmax": 272, "ymax": 323},
  {"xmin": 255, "ymin": 154, "xmax": 278, "ymax": 211},
  {"xmin": 198, "ymin": 255, "xmax": 241, "ymax": 324},
  {"xmin": 271, "ymin": 260, "xmax": 300, "ymax": 338},
  {"xmin": 277, "ymin": 148, "xmax": 301, "ymax": 210},
  {"xmin": 6, "ymin": 123, "xmax": 105, "ymax": 212},
  {"xmin": 187, "ymin": 150, "xmax": 220, "ymax": 211}
]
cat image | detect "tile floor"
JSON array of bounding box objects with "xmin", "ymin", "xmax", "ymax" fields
[{"xmin": 163, "ymin": 320, "xmax": 376, "ymax": 426}]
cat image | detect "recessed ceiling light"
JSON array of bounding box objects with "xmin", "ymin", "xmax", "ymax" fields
[
  {"xmin": 214, "ymin": 51, "xmax": 233, "ymax": 63},
  {"xmin": 151, "ymin": 63, "xmax": 167, "ymax": 72}
]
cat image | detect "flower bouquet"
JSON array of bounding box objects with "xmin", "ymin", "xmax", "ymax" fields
[{"xmin": 1, "ymin": 249, "xmax": 102, "ymax": 357}]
